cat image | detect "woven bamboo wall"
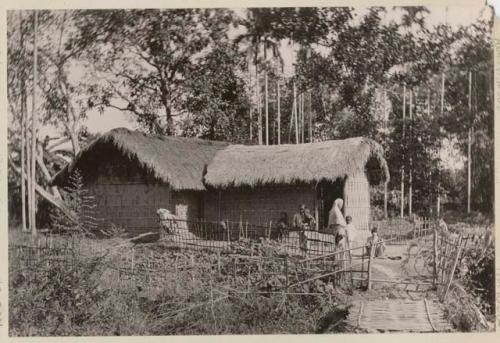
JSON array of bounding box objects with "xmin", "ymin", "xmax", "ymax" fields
[
  {"xmin": 172, "ymin": 191, "xmax": 201, "ymax": 228},
  {"xmin": 343, "ymin": 172, "xmax": 371, "ymax": 232},
  {"xmin": 204, "ymin": 185, "xmax": 316, "ymax": 226},
  {"xmin": 88, "ymin": 178, "xmax": 172, "ymax": 235}
]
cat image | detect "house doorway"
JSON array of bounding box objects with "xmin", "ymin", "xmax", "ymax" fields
[{"xmin": 316, "ymin": 178, "xmax": 345, "ymax": 231}]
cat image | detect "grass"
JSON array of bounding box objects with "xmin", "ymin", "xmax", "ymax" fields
[{"xmin": 8, "ymin": 228, "xmax": 352, "ymax": 336}]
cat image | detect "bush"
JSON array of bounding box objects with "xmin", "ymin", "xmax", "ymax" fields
[
  {"xmin": 9, "ymin": 251, "xmax": 109, "ymax": 335},
  {"xmin": 457, "ymin": 244, "xmax": 495, "ymax": 316}
]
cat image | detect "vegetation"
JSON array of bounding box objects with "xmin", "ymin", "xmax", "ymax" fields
[
  {"xmin": 7, "ymin": 7, "xmax": 494, "ymax": 231},
  {"xmin": 6, "ymin": 6, "xmax": 494, "ymax": 334}
]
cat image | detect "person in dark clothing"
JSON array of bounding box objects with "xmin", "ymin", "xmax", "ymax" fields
[
  {"xmin": 292, "ymin": 204, "xmax": 306, "ymax": 230},
  {"xmin": 276, "ymin": 212, "xmax": 289, "ymax": 241},
  {"xmin": 303, "ymin": 208, "xmax": 316, "ymax": 231}
]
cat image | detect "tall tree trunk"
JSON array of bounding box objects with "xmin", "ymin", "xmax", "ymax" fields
[
  {"xmin": 265, "ymin": 71, "xmax": 269, "ymax": 145},
  {"xmin": 293, "ymin": 81, "xmax": 298, "ymax": 144},
  {"xmin": 467, "ymin": 71, "xmax": 472, "ymax": 213},
  {"xmin": 277, "ymin": 80, "xmax": 281, "ymax": 145},
  {"xmin": 257, "ymin": 65, "xmax": 262, "ymax": 145},
  {"xmin": 383, "ymin": 87, "xmax": 388, "ymax": 219},
  {"xmin": 401, "ymin": 84, "xmax": 406, "ymax": 219},
  {"xmin": 249, "ymin": 107, "xmax": 253, "ymax": 142},
  {"xmin": 308, "ymin": 91, "xmax": 312, "ymax": 143},
  {"xmin": 30, "ymin": 10, "xmax": 38, "ymax": 236},
  {"xmin": 26, "ymin": 116, "xmax": 32, "ymax": 230},
  {"xmin": 409, "ymin": 89, "xmax": 413, "ymax": 218},
  {"xmin": 19, "ymin": 12, "xmax": 27, "ymax": 232},
  {"xmin": 437, "ymin": 72, "xmax": 445, "ymax": 218},
  {"xmin": 300, "ymin": 93, "xmax": 304, "ymax": 143},
  {"xmin": 21, "ymin": 89, "xmax": 27, "ymax": 231}
]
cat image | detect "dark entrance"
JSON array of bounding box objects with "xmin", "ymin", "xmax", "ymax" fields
[{"xmin": 316, "ymin": 178, "xmax": 345, "ymax": 231}]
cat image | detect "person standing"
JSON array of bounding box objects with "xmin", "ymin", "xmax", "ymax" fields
[
  {"xmin": 303, "ymin": 208, "xmax": 316, "ymax": 231},
  {"xmin": 366, "ymin": 227, "xmax": 386, "ymax": 257},
  {"xmin": 292, "ymin": 204, "xmax": 306, "ymax": 230},
  {"xmin": 345, "ymin": 215, "xmax": 356, "ymax": 248},
  {"xmin": 327, "ymin": 198, "xmax": 346, "ymax": 235}
]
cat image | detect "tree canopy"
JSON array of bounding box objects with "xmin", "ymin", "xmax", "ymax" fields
[{"xmin": 7, "ymin": 6, "xmax": 495, "ymax": 226}]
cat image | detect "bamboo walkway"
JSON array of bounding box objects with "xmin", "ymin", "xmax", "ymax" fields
[{"xmin": 347, "ymin": 299, "xmax": 453, "ymax": 332}]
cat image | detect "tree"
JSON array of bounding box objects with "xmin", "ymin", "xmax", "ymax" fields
[
  {"xmin": 181, "ymin": 43, "xmax": 250, "ymax": 142},
  {"xmin": 81, "ymin": 8, "xmax": 234, "ymax": 135}
]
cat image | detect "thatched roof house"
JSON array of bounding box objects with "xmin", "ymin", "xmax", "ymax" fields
[
  {"xmin": 52, "ymin": 128, "xmax": 388, "ymax": 234},
  {"xmin": 52, "ymin": 128, "xmax": 228, "ymax": 190},
  {"xmin": 204, "ymin": 137, "xmax": 388, "ymax": 188}
]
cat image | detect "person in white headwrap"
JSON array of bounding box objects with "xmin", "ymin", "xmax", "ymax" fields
[
  {"xmin": 328, "ymin": 198, "xmax": 349, "ymax": 272},
  {"xmin": 328, "ymin": 198, "xmax": 346, "ymax": 234}
]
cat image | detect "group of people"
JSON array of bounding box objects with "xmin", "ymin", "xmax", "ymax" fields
[
  {"xmin": 279, "ymin": 199, "xmax": 385, "ymax": 257},
  {"xmin": 328, "ymin": 198, "xmax": 385, "ymax": 257}
]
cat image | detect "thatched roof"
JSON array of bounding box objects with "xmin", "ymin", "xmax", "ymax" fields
[
  {"xmin": 52, "ymin": 128, "xmax": 389, "ymax": 191},
  {"xmin": 204, "ymin": 137, "xmax": 389, "ymax": 188},
  {"xmin": 51, "ymin": 128, "xmax": 228, "ymax": 191}
]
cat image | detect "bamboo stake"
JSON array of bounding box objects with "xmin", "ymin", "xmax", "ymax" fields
[
  {"xmin": 467, "ymin": 71, "xmax": 472, "ymax": 213},
  {"xmin": 26, "ymin": 109, "xmax": 32, "ymax": 231},
  {"xmin": 367, "ymin": 243, "xmax": 375, "ymax": 290},
  {"xmin": 383, "ymin": 87, "xmax": 388, "ymax": 219},
  {"xmin": 409, "ymin": 89, "xmax": 413, "ymax": 218},
  {"xmin": 293, "ymin": 81, "xmax": 299, "ymax": 144},
  {"xmin": 30, "ymin": 10, "xmax": 38, "ymax": 236},
  {"xmin": 265, "ymin": 71, "xmax": 269, "ymax": 145},
  {"xmin": 19, "ymin": 12, "xmax": 27, "ymax": 232},
  {"xmin": 308, "ymin": 91, "xmax": 313, "ymax": 142},
  {"xmin": 301, "ymin": 93, "xmax": 305, "ymax": 143},
  {"xmin": 257, "ymin": 67, "xmax": 262, "ymax": 145},
  {"xmin": 440, "ymin": 236, "xmax": 463, "ymax": 302},
  {"xmin": 401, "ymin": 84, "xmax": 406, "ymax": 219},
  {"xmin": 433, "ymin": 229, "xmax": 438, "ymax": 287},
  {"xmin": 277, "ymin": 80, "xmax": 281, "ymax": 145},
  {"xmin": 249, "ymin": 107, "xmax": 252, "ymax": 142},
  {"xmin": 437, "ymin": 72, "xmax": 445, "ymax": 218}
]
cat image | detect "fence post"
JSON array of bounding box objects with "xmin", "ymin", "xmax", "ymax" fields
[
  {"xmin": 349, "ymin": 248, "xmax": 354, "ymax": 289},
  {"xmin": 191, "ymin": 254, "xmax": 195, "ymax": 289},
  {"xmin": 440, "ymin": 236, "xmax": 463, "ymax": 302},
  {"xmin": 361, "ymin": 247, "xmax": 365, "ymax": 284},
  {"xmin": 366, "ymin": 243, "xmax": 375, "ymax": 290},
  {"xmin": 284, "ymin": 255, "xmax": 289, "ymax": 290},
  {"xmin": 232, "ymin": 257, "xmax": 236, "ymax": 281}
]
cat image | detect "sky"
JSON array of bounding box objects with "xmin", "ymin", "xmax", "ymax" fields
[{"xmin": 34, "ymin": 4, "xmax": 492, "ymax": 170}]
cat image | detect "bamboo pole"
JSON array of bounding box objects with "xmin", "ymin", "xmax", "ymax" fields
[
  {"xmin": 300, "ymin": 93, "xmax": 305, "ymax": 143},
  {"xmin": 383, "ymin": 87, "xmax": 388, "ymax": 219},
  {"xmin": 467, "ymin": 71, "xmax": 472, "ymax": 213},
  {"xmin": 30, "ymin": 10, "xmax": 38, "ymax": 236},
  {"xmin": 308, "ymin": 91, "xmax": 313, "ymax": 142},
  {"xmin": 367, "ymin": 243, "xmax": 375, "ymax": 290},
  {"xmin": 433, "ymin": 228, "xmax": 438, "ymax": 287},
  {"xmin": 437, "ymin": 72, "xmax": 445, "ymax": 218},
  {"xmin": 249, "ymin": 107, "xmax": 252, "ymax": 142},
  {"xmin": 440, "ymin": 236, "xmax": 463, "ymax": 302},
  {"xmin": 19, "ymin": 12, "xmax": 27, "ymax": 232},
  {"xmin": 257, "ymin": 66, "xmax": 262, "ymax": 145},
  {"xmin": 26, "ymin": 112, "xmax": 32, "ymax": 231},
  {"xmin": 409, "ymin": 89, "xmax": 413, "ymax": 218},
  {"xmin": 293, "ymin": 81, "xmax": 299, "ymax": 144},
  {"xmin": 265, "ymin": 71, "xmax": 269, "ymax": 145},
  {"xmin": 401, "ymin": 84, "xmax": 406, "ymax": 219},
  {"xmin": 249, "ymin": 69, "xmax": 253, "ymax": 142},
  {"xmin": 277, "ymin": 80, "xmax": 281, "ymax": 145}
]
